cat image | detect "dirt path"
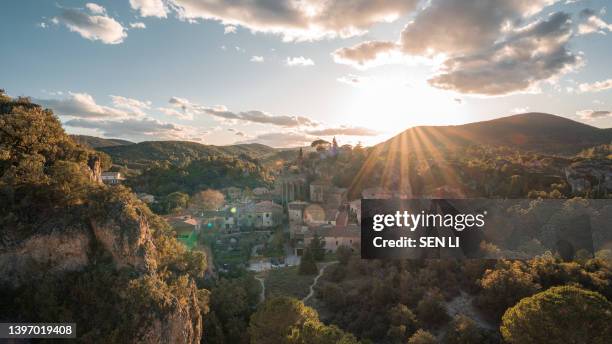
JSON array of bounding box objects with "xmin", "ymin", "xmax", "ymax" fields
[
  {"xmin": 446, "ymin": 291, "xmax": 495, "ymax": 330},
  {"xmin": 302, "ymin": 261, "xmax": 337, "ymax": 303},
  {"xmin": 254, "ymin": 275, "xmax": 265, "ymax": 303}
]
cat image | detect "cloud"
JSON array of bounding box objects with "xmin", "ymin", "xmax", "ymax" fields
[
  {"xmin": 576, "ymin": 109, "xmax": 612, "ymax": 120},
  {"xmin": 161, "ymin": 0, "xmax": 419, "ymax": 41},
  {"xmin": 250, "ymin": 55, "xmax": 264, "ymax": 63},
  {"xmin": 578, "ymin": 8, "xmax": 612, "ymax": 35},
  {"xmin": 337, "ymin": 74, "xmax": 369, "ymax": 86},
  {"xmin": 224, "ymin": 25, "xmax": 237, "ymax": 34},
  {"xmin": 129, "ymin": 22, "xmax": 147, "ymax": 29},
  {"xmin": 85, "ymin": 3, "xmax": 106, "ymax": 15},
  {"xmin": 158, "ymin": 107, "xmax": 193, "ymax": 120},
  {"xmin": 578, "ymin": 78, "xmax": 612, "ymax": 93},
  {"xmin": 58, "ymin": 5, "xmax": 127, "ymax": 44},
  {"xmin": 332, "ymin": 0, "xmax": 582, "ymax": 96},
  {"xmin": 109, "ymin": 95, "xmax": 151, "ymax": 116},
  {"xmin": 428, "ymin": 12, "xmax": 580, "ymax": 95},
  {"xmin": 306, "ymin": 126, "xmax": 380, "ymax": 136},
  {"xmin": 167, "ymin": 96, "xmax": 318, "ymax": 127},
  {"xmin": 240, "ymin": 131, "xmax": 315, "ymax": 148},
  {"xmin": 64, "ymin": 117, "xmax": 190, "ymax": 141},
  {"xmin": 332, "ymin": 41, "xmax": 396, "ymax": 68},
  {"xmin": 398, "ymin": 0, "xmax": 556, "ymax": 57},
  {"xmin": 129, "ymin": 0, "xmax": 168, "ymax": 18},
  {"xmin": 36, "ymin": 92, "xmax": 138, "ymax": 119},
  {"xmin": 286, "ymin": 56, "xmax": 314, "ymax": 66}
]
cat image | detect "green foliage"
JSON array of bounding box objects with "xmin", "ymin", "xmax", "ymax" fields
[
  {"xmin": 202, "ymin": 275, "xmax": 261, "ymax": 344},
  {"xmin": 408, "ymin": 329, "xmax": 437, "ymax": 344},
  {"xmin": 127, "ymin": 155, "xmax": 272, "ymax": 197},
  {"xmin": 386, "ymin": 303, "xmax": 418, "ymax": 342},
  {"xmin": 309, "ymin": 232, "xmax": 326, "ymax": 261},
  {"xmin": 299, "ymin": 249, "xmax": 319, "ymax": 275},
  {"xmin": 416, "ymin": 292, "xmax": 449, "ymax": 328},
  {"xmin": 501, "ymin": 285, "xmax": 612, "ymax": 344},
  {"xmin": 336, "ymin": 245, "xmax": 353, "ymax": 265},
  {"xmin": 249, "ymin": 297, "xmax": 358, "ymax": 344},
  {"xmin": 476, "ymin": 260, "xmax": 540, "ymax": 318}
]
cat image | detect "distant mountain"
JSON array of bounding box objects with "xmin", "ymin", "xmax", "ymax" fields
[
  {"xmin": 99, "ymin": 140, "xmax": 277, "ymax": 168},
  {"xmin": 71, "ymin": 135, "xmax": 134, "ymax": 148},
  {"xmin": 376, "ymin": 113, "xmax": 612, "ymax": 155}
]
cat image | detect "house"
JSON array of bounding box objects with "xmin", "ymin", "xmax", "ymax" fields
[
  {"xmin": 253, "ymin": 201, "xmax": 283, "ymax": 229},
  {"xmin": 200, "ymin": 210, "xmax": 236, "ymax": 232},
  {"xmin": 288, "ymin": 201, "xmax": 309, "ymax": 225},
  {"xmin": 303, "ymin": 224, "xmax": 360, "ymax": 253},
  {"xmin": 101, "ymin": 172, "xmax": 124, "ymax": 185},
  {"xmin": 309, "ymin": 179, "xmax": 329, "ymax": 202},
  {"xmin": 165, "ymin": 215, "xmax": 200, "ymax": 249},
  {"xmin": 361, "ymin": 187, "xmax": 392, "ymax": 199}
]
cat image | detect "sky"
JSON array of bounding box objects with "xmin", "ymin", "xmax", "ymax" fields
[{"xmin": 1, "ymin": 0, "xmax": 611, "ymax": 147}]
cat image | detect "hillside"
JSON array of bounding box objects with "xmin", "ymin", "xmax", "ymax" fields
[
  {"xmin": 71, "ymin": 134, "xmax": 133, "ymax": 148},
  {"xmin": 377, "ymin": 113, "xmax": 612, "ymax": 155},
  {"xmin": 99, "ymin": 140, "xmax": 276, "ymax": 168}
]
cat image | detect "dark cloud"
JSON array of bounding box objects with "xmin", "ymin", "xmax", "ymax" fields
[
  {"xmin": 168, "ymin": 96, "xmax": 318, "ymax": 127},
  {"xmin": 428, "ymin": 12, "xmax": 579, "ymax": 95}
]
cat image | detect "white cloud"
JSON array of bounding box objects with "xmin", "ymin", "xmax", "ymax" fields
[
  {"xmin": 85, "ymin": 3, "xmax": 106, "ymax": 15},
  {"xmin": 577, "ymin": 8, "xmax": 612, "ymax": 35},
  {"xmin": 250, "ymin": 55, "xmax": 264, "ymax": 63},
  {"xmin": 164, "ymin": 0, "xmax": 419, "ymax": 41},
  {"xmin": 58, "ymin": 6, "xmax": 127, "ymax": 44},
  {"xmin": 576, "ymin": 109, "xmax": 612, "ymax": 120},
  {"xmin": 129, "ymin": 0, "xmax": 168, "ymax": 18},
  {"xmin": 64, "ymin": 117, "xmax": 191, "ymax": 141},
  {"xmin": 286, "ymin": 56, "xmax": 314, "ymax": 66},
  {"xmin": 39, "ymin": 22, "xmax": 48, "ymax": 29},
  {"xmin": 109, "ymin": 95, "xmax": 151, "ymax": 116},
  {"xmin": 306, "ymin": 126, "xmax": 380, "ymax": 136},
  {"xmin": 240, "ymin": 131, "xmax": 315, "ymax": 148},
  {"xmin": 129, "ymin": 22, "xmax": 147, "ymax": 29},
  {"xmin": 224, "ymin": 25, "xmax": 237, "ymax": 34},
  {"xmin": 337, "ymin": 74, "xmax": 369, "ymax": 86},
  {"xmin": 158, "ymin": 106, "xmax": 193, "ymax": 120},
  {"xmin": 578, "ymin": 79, "xmax": 612, "ymax": 93},
  {"xmin": 36, "ymin": 92, "xmax": 133, "ymax": 118},
  {"xmin": 332, "ymin": 41, "xmax": 396, "ymax": 68}
]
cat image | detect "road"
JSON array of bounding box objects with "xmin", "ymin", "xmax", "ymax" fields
[
  {"xmin": 302, "ymin": 261, "xmax": 338, "ymax": 303},
  {"xmin": 254, "ymin": 275, "xmax": 265, "ymax": 303}
]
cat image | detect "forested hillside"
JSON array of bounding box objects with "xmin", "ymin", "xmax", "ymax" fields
[{"xmin": 0, "ymin": 93, "xmax": 208, "ymax": 342}]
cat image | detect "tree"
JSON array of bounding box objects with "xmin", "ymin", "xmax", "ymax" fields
[
  {"xmin": 189, "ymin": 189, "xmax": 224, "ymax": 212},
  {"xmin": 299, "ymin": 249, "xmax": 318, "ymax": 275},
  {"xmin": 336, "ymin": 245, "xmax": 352, "ymax": 266},
  {"xmin": 444, "ymin": 315, "xmax": 487, "ymax": 344},
  {"xmin": 164, "ymin": 191, "xmax": 189, "ymax": 213},
  {"xmin": 501, "ymin": 286, "xmax": 612, "ymax": 344},
  {"xmin": 416, "ymin": 292, "xmax": 449, "ymax": 327},
  {"xmin": 477, "ymin": 261, "xmax": 539, "ymax": 318},
  {"xmin": 386, "ymin": 303, "xmax": 418, "ymax": 342},
  {"xmin": 249, "ymin": 297, "xmax": 358, "ymax": 344},
  {"xmin": 408, "ymin": 329, "xmax": 437, "ymax": 344},
  {"xmin": 309, "ymin": 232, "xmax": 326, "ymax": 261},
  {"xmin": 311, "ymin": 139, "xmax": 331, "ymax": 152}
]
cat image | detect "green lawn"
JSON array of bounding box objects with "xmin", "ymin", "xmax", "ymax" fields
[{"xmin": 264, "ymin": 266, "xmax": 315, "ymax": 299}]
